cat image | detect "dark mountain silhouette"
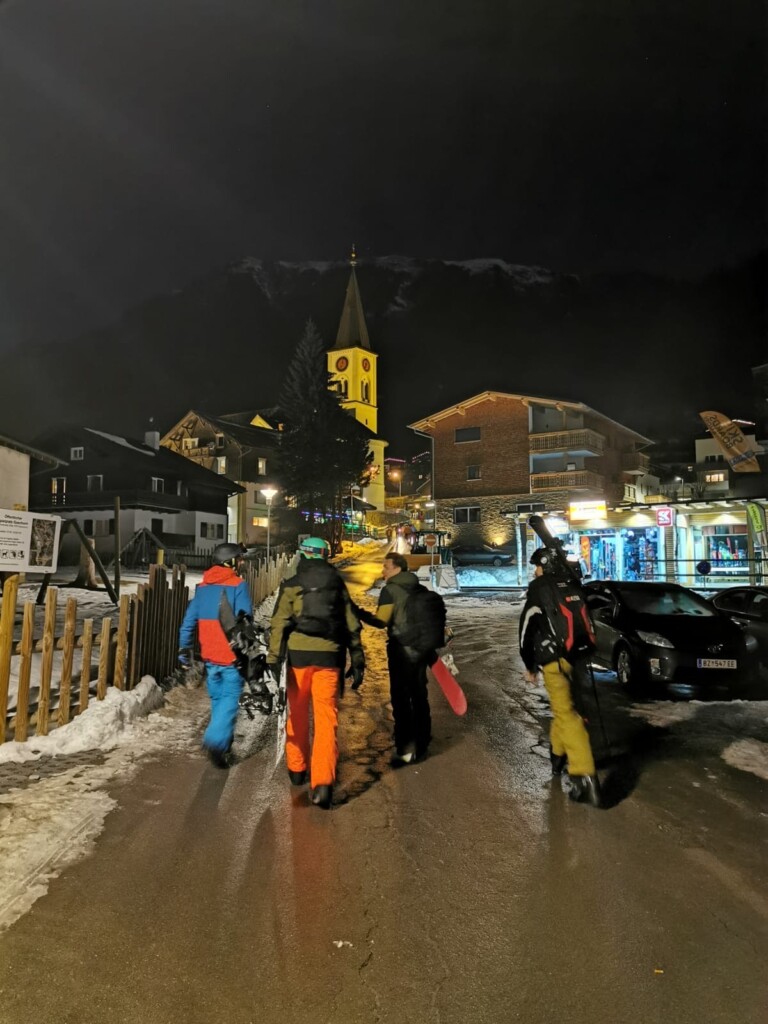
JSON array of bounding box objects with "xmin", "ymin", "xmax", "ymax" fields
[{"xmin": 9, "ymin": 254, "xmax": 765, "ymax": 453}]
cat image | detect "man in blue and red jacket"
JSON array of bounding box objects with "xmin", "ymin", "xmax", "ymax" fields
[{"xmin": 179, "ymin": 543, "xmax": 252, "ymax": 766}]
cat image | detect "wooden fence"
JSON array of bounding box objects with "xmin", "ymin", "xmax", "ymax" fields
[{"xmin": 0, "ymin": 553, "xmax": 297, "ymax": 746}]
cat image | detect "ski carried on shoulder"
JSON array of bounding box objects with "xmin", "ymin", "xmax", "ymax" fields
[{"xmin": 428, "ymin": 654, "xmax": 467, "ymax": 715}]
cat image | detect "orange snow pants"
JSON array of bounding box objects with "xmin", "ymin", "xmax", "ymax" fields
[{"xmin": 285, "ymin": 665, "xmax": 341, "ymax": 787}]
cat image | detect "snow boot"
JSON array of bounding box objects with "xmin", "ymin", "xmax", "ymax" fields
[
  {"xmin": 568, "ymin": 774, "xmax": 602, "ymax": 807},
  {"xmin": 288, "ymin": 769, "xmax": 308, "ymax": 787},
  {"xmin": 310, "ymin": 784, "xmax": 333, "ymax": 809},
  {"xmin": 550, "ymin": 750, "xmax": 568, "ymax": 776},
  {"xmin": 391, "ymin": 742, "xmax": 417, "ymax": 767},
  {"xmin": 206, "ymin": 746, "xmax": 232, "ymax": 770}
]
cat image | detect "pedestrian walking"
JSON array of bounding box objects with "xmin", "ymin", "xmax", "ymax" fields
[
  {"xmin": 359, "ymin": 552, "xmax": 438, "ymax": 766},
  {"xmin": 178, "ymin": 542, "xmax": 252, "ymax": 768},
  {"xmin": 519, "ymin": 547, "xmax": 602, "ymax": 806},
  {"xmin": 267, "ymin": 536, "xmax": 365, "ymax": 809}
]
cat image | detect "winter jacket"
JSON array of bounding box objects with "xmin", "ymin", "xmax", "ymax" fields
[
  {"xmin": 368, "ymin": 569, "xmax": 421, "ymax": 643},
  {"xmin": 179, "ymin": 565, "xmax": 252, "ymax": 666},
  {"xmin": 519, "ymin": 573, "xmax": 594, "ymax": 672},
  {"xmin": 268, "ymin": 556, "xmax": 363, "ymax": 670}
]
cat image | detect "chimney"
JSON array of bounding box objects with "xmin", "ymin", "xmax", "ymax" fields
[{"xmin": 145, "ymin": 430, "xmax": 160, "ymax": 450}]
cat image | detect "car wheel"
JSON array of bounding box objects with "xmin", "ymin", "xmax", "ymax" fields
[
  {"xmin": 614, "ymin": 643, "xmax": 640, "ymax": 691},
  {"xmin": 492, "ymin": 557, "xmax": 502, "ymax": 566}
]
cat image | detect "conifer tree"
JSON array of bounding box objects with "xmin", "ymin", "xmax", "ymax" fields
[{"xmin": 278, "ymin": 320, "xmax": 371, "ymax": 550}]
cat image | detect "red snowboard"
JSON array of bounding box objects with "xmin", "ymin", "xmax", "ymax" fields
[{"xmin": 428, "ymin": 656, "xmax": 467, "ymax": 716}]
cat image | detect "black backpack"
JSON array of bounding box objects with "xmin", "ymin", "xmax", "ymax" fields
[
  {"xmin": 296, "ymin": 562, "xmax": 345, "ymax": 641},
  {"xmin": 537, "ymin": 574, "xmax": 596, "ymax": 660},
  {"xmin": 398, "ymin": 585, "xmax": 447, "ymax": 655}
]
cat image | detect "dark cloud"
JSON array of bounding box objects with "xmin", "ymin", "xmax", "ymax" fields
[{"xmin": 0, "ymin": 0, "xmax": 764, "ymax": 348}]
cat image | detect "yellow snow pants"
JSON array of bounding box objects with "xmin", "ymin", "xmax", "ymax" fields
[{"xmin": 541, "ymin": 658, "xmax": 596, "ymax": 777}]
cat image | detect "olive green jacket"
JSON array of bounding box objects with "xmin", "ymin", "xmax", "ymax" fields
[{"xmin": 268, "ymin": 558, "xmax": 363, "ymax": 669}]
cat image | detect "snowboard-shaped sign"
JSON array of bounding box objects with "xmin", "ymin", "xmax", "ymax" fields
[{"xmin": 428, "ymin": 655, "xmax": 467, "ymax": 716}]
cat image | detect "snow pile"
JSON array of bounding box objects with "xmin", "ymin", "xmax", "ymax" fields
[
  {"xmin": 456, "ymin": 566, "xmax": 523, "ymax": 588},
  {"xmin": 0, "ymin": 677, "xmax": 165, "ymax": 764},
  {"xmin": 722, "ymin": 739, "xmax": 768, "ymax": 781}
]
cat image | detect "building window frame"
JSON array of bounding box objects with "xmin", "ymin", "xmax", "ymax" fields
[
  {"xmin": 151, "ymin": 477, "xmax": 165, "ymax": 493},
  {"xmin": 70, "ymin": 446, "xmax": 84, "ymax": 461},
  {"xmin": 453, "ymin": 506, "xmax": 481, "ymax": 524},
  {"xmin": 455, "ymin": 426, "xmax": 481, "ymax": 444},
  {"xmin": 87, "ymin": 474, "xmax": 103, "ymax": 493},
  {"xmin": 466, "ymin": 465, "xmax": 482, "ymax": 480}
]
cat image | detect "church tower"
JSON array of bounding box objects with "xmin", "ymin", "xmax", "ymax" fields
[{"xmin": 327, "ymin": 248, "xmax": 387, "ymax": 513}]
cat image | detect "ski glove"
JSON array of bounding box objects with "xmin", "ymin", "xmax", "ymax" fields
[
  {"xmin": 348, "ymin": 649, "xmax": 366, "ymax": 690},
  {"xmin": 178, "ymin": 648, "xmax": 192, "ymax": 667}
]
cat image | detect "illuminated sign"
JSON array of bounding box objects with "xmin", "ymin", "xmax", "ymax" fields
[
  {"xmin": 655, "ymin": 507, "xmax": 675, "ymax": 527},
  {"xmin": 569, "ymin": 500, "xmax": 607, "ymax": 522}
]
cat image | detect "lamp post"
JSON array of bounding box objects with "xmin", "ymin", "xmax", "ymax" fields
[
  {"xmin": 260, "ymin": 487, "xmax": 277, "ymax": 563},
  {"xmin": 390, "ymin": 470, "xmax": 402, "ymax": 498}
]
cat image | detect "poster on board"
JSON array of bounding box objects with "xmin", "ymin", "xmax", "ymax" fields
[{"xmin": 0, "ymin": 509, "xmax": 61, "ymax": 574}]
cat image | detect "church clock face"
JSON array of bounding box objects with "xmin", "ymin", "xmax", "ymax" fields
[
  {"xmin": 362, "ymin": 358, "xmax": 371, "ymax": 372},
  {"xmin": 335, "ymin": 356, "xmax": 348, "ymax": 371}
]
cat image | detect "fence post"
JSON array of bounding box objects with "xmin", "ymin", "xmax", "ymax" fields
[
  {"xmin": 96, "ymin": 618, "xmax": 112, "ymax": 700},
  {"xmin": 14, "ymin": 602, "xmax": 35, "ymax": 742},
  {"xmin": 112, "ymin": 594, "xmax": 131, "ymax": 689},
  {"xmin": 36, "ymin": 586, "xmax": 58, "ymax": 736},
  {"xmin": 57, "ymin": 597, "xmax": 78, "ymax": 726},
  {"xmin": 0, "ymin": 575, "xmax": 20, "ymax": 744},
  {"xmin": 79, "ymin": 619, "xmax": 94, "ymax": 713}
]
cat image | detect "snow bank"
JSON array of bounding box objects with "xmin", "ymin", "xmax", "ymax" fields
[
  {"xmin": 0, "ymin": 677, "xmax": 165, "ymax": 764},
  {"xmin": 721, "ymin": 739, "xmax": 768, "ymax": 782},
  {"xmin": 456, "ymin": 566, "xmax": 524, "ymax": 589}
]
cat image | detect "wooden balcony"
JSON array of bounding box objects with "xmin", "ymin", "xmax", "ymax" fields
[
  {"xmin": 621, "ymin": 451, "xmax": 651, "ymax": 475},
  {"xmin": 530, "ymin": 470, "xmax": 605, "ymax": 492},
  {"xmin": 529, "ymin": 429, "xmax": 605, "ymax": 456}
]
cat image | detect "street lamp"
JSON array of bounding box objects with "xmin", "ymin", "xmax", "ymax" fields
[
  {"xmin": 260, "ymin": 487, "xmax": 277, "ymax": 563},
  {"xmin": 390, "ymin": 470, "xmax": 402, "ymax": 498}
]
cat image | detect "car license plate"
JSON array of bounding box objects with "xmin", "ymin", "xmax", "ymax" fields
[{"xmin": 696, "ymin": 658, "xmax": 737, "ymax": 669}]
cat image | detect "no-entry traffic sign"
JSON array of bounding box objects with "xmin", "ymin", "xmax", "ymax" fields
[{"xmin": 425, "ymin": 533, "xmax": 437, "ymax": 549}]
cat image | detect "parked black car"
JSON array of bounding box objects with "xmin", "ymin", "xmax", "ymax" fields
[
  {"xmin": 449, "ymin": 544, "xmax": 514, "ymax": 567},
  {"xmin": 584, "ymin": 580, "xmax": 759, "ymax": 697},
  {"xmin": 709, "ymin": 587, "xmax": 768, "ymax": 675}
]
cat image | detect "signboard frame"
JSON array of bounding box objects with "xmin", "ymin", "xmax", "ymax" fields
[{"xmin": 0, "ymin": 509, "xmax": 61, "ymax": 574}]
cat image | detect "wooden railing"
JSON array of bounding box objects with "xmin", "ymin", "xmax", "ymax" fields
[
  {"xmin": 530, "ymin": 470, "xmax": 605, "ymax": 491},
  {"xmin": 0, "ymin": 552, "xmax": 297, "ymax": 746},
  {"xmin": 529, "ymin": 429, "xmax": 605, "ymax": 454}
]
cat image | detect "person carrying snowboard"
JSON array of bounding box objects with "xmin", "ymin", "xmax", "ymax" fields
[
  {"xmin": 178, "ymin": 542, "xmax": 252, "ymax": 768},
  {"xmin": 358, "ymin": 552, "xmax": 444, "ymax": 765},
  {"xmin": 267, "ymin": 536, "xmax": 365, "ymax": 809},
  {"xmin": 519, "ymin": 547, "xmax": 602, "ymax": 807}
]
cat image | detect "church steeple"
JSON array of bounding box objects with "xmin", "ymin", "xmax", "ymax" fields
[{"xmin": 332, "ymin": 245, "xmax": 371, "ymax": 351}]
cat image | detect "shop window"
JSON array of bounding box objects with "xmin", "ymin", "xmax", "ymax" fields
[
  {"xmin": 70, "ymin": 446, "xmax": 84, "ymax": 461},
  {"xmin": 455, "ymin": 427, "xmax": 481, "ymax": 443},
  {"xmin": 453, "ymin": 506, "xmax": 481, "ymax": 524},
  {"xmin": 87, "ymin": 474, "xmax": 103, "ymax": 493},
  {"xmin": 467, "ymin": 465, "xmax": 482, "ymax": 480}
]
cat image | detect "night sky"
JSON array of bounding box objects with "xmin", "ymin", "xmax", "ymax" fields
[{"xmin": 1, "ymin": 1, "xmax": 765, "ymax": 353}]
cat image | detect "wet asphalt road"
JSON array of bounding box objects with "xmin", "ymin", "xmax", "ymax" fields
[{"xmin": 0, "ymin": 546, "xmax": 766, "ymax": 1023}]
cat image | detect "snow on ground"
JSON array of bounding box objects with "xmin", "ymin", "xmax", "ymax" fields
[
  {"xmin": 0, "ymin": 678, "xmax": 208, "ymax": 932},
  {"xmin": 455, "ymin": 565, "xmax": 523, "ymax": 588}
]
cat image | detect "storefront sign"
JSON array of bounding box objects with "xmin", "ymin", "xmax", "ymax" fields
[
  {"xmin": 655, "ymin": 507, "xmax": 675, "ymax": 527},
  {"xmin": 569, "ymin": 500, "xmax": 607, "ymax": 522},
  {"xmin": 0, "ymin": 509, "xmax": 61, "ymax": 574},
  {"xmin": 746, "ymin": 502, "xmax": 768, "ymax": 550}
]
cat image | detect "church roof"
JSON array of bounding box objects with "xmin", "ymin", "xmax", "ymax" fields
[{"xmin": 332, "ymin": 267, "xmax": 371, "ymax": 351}]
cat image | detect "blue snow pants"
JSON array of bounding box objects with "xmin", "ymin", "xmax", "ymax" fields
[{"xmin": 202, "ymin": 663, "xmax": 244, "ymax": 752}]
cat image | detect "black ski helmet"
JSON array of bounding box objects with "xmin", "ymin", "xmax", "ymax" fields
[
  {"xmin": 530, "ymin": 547, "xmax": 555, "ymax": 572},
  {"xmin": 212, "ymin": 542, "xmax": 245, "ymax": 567}
]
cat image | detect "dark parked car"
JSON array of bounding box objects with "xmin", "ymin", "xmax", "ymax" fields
[
  {"xmin": 584, "ymin": 580, "xmax": 759, "ymax": 697},
  {"xmin": 449, "ymin": 544, "xmax": 514, "ymax": 567},
  {"xmin": 709, "ymin": 587, "xmax": 768, "ymax": 675}
]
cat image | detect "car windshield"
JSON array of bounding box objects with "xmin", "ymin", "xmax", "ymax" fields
[{"xmin": 617, "ymin": 586, "xmax": 717, "ymax": 617}]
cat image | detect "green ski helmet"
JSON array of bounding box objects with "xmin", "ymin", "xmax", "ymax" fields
[{"xmin": 300, "ymin": 536, "xmax": 331, "ymax": 560}]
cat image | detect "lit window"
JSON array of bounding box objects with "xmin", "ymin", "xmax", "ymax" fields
[
  {"xmin": 70, "ymin": 446, "xmax": 84, "ymax": 461},
  {"xmin": 467, "ymin": 465, "xmax": 482, "ymax": 480},
  {"xmin": 151, "ymin": 477, "xmax": 164, "ymax": 493},
  {"xmin": 217, "ymin": 457, "xmax": 227, "ymax": 474},
  {"xmin": 705, "ymin": 472, "xmax": 725, "ymax": 483},
  {"xmin": 257, "ymin": 458, "xmax": 267, "ymax": 476},
  {"xmin": 455, "ymin": 427, "xmax": 481, "ymax": 443},
  {"xmin": 51, "ymin": 477, "xmax": 67, "ymax": 505}
]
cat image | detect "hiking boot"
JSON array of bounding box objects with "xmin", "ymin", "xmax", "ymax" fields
[
  {"xmin": 288, "ymin": 769, "xmax": 308, "ymax": 787},
  {"xmin": 206, "ymin": 746, "xmax": 232, "ymax": 770},
  {"xmin": 568, "ymin": 774, "xmax": 602, "ymax": 807},
  {"xmin": 310, "ymin": 784, "xmax": 333, "ymax": 809},
  {"xmin": 550, "ymin": 751, "xmax": 568, "ymax": 776}
]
